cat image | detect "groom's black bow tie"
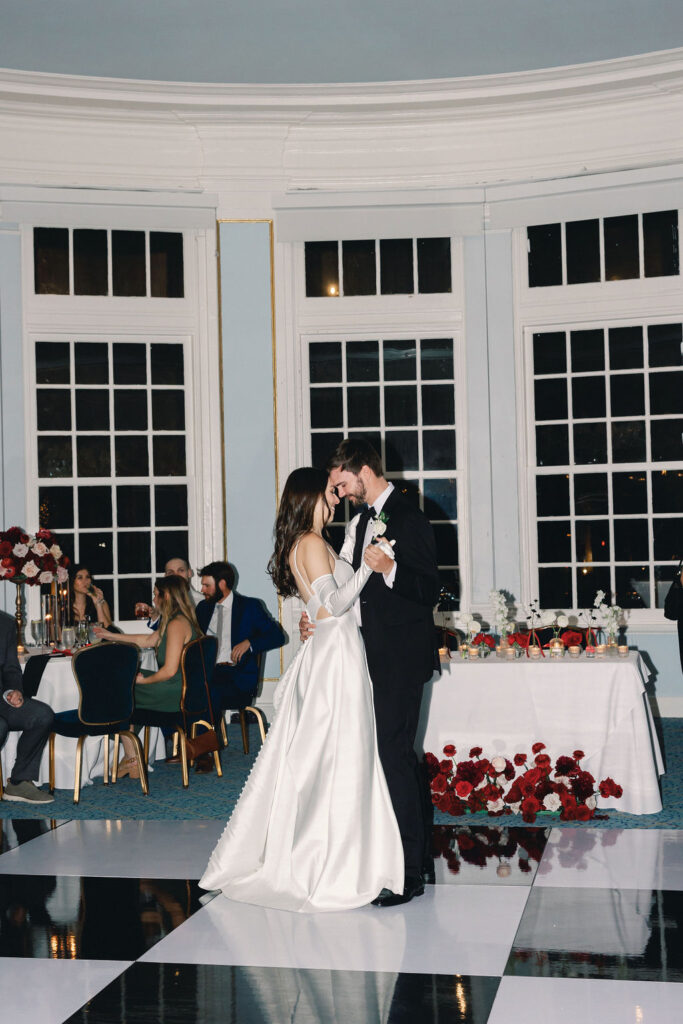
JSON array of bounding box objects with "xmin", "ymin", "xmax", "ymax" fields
[{"xmin": 352, "ymin": 506, "xmax": 376, "ymax": 569}]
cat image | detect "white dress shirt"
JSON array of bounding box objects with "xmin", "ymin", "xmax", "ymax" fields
[
  {"xmin": 341, "ymin": 482, "xmax": 397, "ymax": 625},
  {"xmin": 207, "ymin": 591, "xmax": 234, "ymax": 663}
]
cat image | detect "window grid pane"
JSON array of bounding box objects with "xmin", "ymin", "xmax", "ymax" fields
[
  {"xmin": 532, "ymin": 321, "xmax": 683, "ymax": 610},
  {"xmin": 35, "ymin": 338, "xmax": 190, "ymax": 621},
  {"xmin": 308, "ymin": 336, "xmax": 459, "ymax": 603}
]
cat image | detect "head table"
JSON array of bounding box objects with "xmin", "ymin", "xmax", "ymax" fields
[
  {"xmin": 1, "ymin": 650, "xmax": 165, "ymax": 791},
  {"xmin": 417, "ymin": 651, "xmax": 664, "ymax": 815}
]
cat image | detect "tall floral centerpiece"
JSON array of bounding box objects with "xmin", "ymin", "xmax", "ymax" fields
[
  {"xmin": 594, "ymin": 590, "xmax": 625, "ymax": 647},
  {"xmin": 0, "ymin": 527, "xmax": 69, "ymax": 651},
  {"xmin": 489, "ymin": 590, "xmax": 515, "ymax": 645}
]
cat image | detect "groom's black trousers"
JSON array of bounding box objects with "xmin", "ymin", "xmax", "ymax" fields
[{"xmin": 364, "ymin": 641, "xmax": 431, "ymax": 880}]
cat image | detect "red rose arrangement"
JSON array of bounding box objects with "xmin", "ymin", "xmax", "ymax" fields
[
  {"xmin": 471, "ymin": 632, "xmax": 496, "ymax": 649},
  {"xmin": 426, "ymin": 742, "xmax": 623, "ymax": 823},
  {"xmin": 432, "ymin": 824, "xmax": 547, "ymax": 876},
  {"xmin": 0, "ymin": 527, "xmax": 69, "ymax": 586}
]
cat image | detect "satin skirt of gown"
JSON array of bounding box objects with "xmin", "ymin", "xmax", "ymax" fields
[{"xmin": 200, "ymin": 589, "xmax": 404, "ymax": 912}]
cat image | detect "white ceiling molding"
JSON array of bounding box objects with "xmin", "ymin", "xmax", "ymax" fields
[{"xmin": 0, "ymin": 185, "xmax": 218, "ymax": 228}]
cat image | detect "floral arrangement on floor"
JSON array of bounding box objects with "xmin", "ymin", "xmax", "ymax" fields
[
  {"xmin": 433, "ymin": 824, "xmax": 548, "ymax": 877},
  {"xmin": 426, "ymin": 742, "xmax": 623, "ymax": 823},
  {"xmin": 0, "ymin": 527, "xmax": 69, "ymax": 585}
]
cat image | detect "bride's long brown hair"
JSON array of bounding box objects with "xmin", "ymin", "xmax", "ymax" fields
[{"xmin": 267, "ymin": 467, "xmax": 329, "ymax": 598}]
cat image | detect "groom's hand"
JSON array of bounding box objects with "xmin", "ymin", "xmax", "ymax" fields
[{"xmin": 299, "ymin": 612, "xmax": 315, "ymax": 643}]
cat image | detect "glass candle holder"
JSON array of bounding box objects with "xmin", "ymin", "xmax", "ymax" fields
[
  {"xmin": 568, "ymin": 645, "xmax": 581, "ymax": 658},
  {"xmin": 585, "ymin": 645, "xmax": 596, "ymax": 658},
  {"xmin": 618, "ymin": 645, "xmax": 629, "ymax": 658},
  {"xmin": 528, "ymin": 646, "xmax": 542, "ymax": 660},
  {"xmin": 596, "ymin": 644, "xmax": 607, "ymax": 658},
  {"xmin": 506, "ymin": 646, "xmax": 517, "ymax": 660}
]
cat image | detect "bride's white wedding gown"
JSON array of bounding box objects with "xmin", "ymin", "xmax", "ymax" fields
[{"xmin": 200, "ymin": 546, "xmax": 404, "ymax": 912}]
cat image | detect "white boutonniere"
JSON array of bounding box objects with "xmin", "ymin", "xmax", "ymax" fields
[{"xmin": 371, "ymin": 510, "xmax": 389, "ymax": 538}]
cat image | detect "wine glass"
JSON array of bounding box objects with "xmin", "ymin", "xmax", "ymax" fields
[{"xmin": 30, "ymin": 619, "xmax": 45, "ymax": 647}]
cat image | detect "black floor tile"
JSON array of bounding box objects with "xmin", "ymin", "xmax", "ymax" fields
[
  {"xmin": 506, "ymin": 886, "xmax": 683, "ymax": 983},
  {"xmin": 0, "ymin": 818, "xmax": 67, "ymax": 854},
  {"xmin": 432, "ymin": 824, "xmax": 550, "ymax": 883},
  {"xmin": 65, "ymin": 962, "xmax": 501, "ymax": 1024},
  {"xmin": 0, "ymin": 875, "xmax": 204, "ymax": 960}
]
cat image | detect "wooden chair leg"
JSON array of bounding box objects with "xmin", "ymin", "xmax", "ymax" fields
[
  {"xmin": 48, "ymin": 733, "xmax": 56, "ymax": 793},
  {"xmin": 121, "ymin": 729, "xmax": 149, "ymax": 796},
  {"xmin": 112, "ymin": 734, "xmax": 121, "ymax": 782},
  {"xmin": 73, "ymin": 735, "xmax": 86, "ymax": 804},
  {"xmin": 191, "ymin": 719, "xmax": 223, "ymax": 778},
  {"xmin": 103, "ymin": 733, "xmax": 110, "ymax": 785},
  {"xmin": 239, "ymin": 711, "xmax": 250, "ymax": 754},
  {"xmin": 143, "ymin": 726, "xmax": 150, "ymax": 764},
  {"xmin": 244, "ymin": 705, "xmax": 267, "ymax": 745},
  {"xmin": 220, "ymin": 715, "xmax": 228, "ymax": 748},
  {"xmin": 178, "ymin": 730, "xmax": 190, "ymax": 788}
]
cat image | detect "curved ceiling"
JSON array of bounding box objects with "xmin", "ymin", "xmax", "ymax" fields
[{"xmin": 2, "ymin": 0, "xmax": 683, "ymax": 86}]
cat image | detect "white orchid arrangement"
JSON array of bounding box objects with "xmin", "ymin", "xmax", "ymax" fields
[
  {"xmin": 489, "ymin": 590, "xmax": 515, "ymax": 641},
  {"xmin": 593, "ymin": 589, "xmax": 625, "ymax": 639}
]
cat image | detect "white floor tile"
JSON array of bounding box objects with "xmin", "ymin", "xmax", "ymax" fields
[
  {"xmin": 536, "ymin": 827, "xmax": 683, "ymax": 890},
  {"xmin": 0, "ymin": 819, "xmax": 225, "ymax": 878},
  {"xmin": 0, "ymin": 958, "xmax": 128, "ymax": 1024},
  {"xmin": 488, "ymin": 976, "xmax": 683, "ymax": 1024},
  {"xmin": 142, "ymin": 883, "xmax": 529, "ymax": 977}
]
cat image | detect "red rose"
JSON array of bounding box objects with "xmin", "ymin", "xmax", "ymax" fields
[
  {"xmin": 555, "ymin": 756, "xmax": 577, "ymax": 777},
  {"xmin": 455, "ymin": 780, "xmax": 473, "ymax": 799},
  {"xmin": 573, "ymin": 749, "xmax": 585, "ymax": 760},
  {"xmin": 425, "ymin": 752, "xmax": 440, "ymax": 780},
  {"xmin": 534, "ymin": 753, "xmax": 551, "ymax": 768},
  {"xmin": 561, "ymin": 630, "xmax": 583, "ymax": 646},
  {"xmin": 439, "ymin": 759, "xmax": 453, "ymax": 774},
  {"xmin": 516, "ymin": 633, "xmax": 530, "ymax": 649},
  {"xmin": 531, "ymin": 742, "xmax": 546, "ymax": 754},
  {"xmin": 561, "ymin": 806, "xmax": 577, "ymax": 821},
  {"xmin": 504, "ymin": 782, "xmax": 523, "ymax": 804},
  {"xmin": 599, "ymin": 778, "xmax": 623, "ymax": 799},
  {"xmin": 443, "ymin": 744, "xmax": 456, "ymax": 757},
  {"xmin": 0, "ymin": 541, "xmax": 11, "ymax": 556},
  {"xmin": 469, "ymin": 746, "xmax": 482, "ymax": 758},
  {"xmin": 571, "ymin": 771, "xmax": 596, "ymax": 802},
  {"xmin": 575, "ymin": 806, "xmax": 592, "ymax": 821},
  {"xmin": 514, "ymin": 753, "xmax": 527, "ymax": 766},
  {"xmin": 483, "ymin": 635, "xmax": 495, "ymax": 648},
  {"xmin": 504, "ymin": 759, "xmax": 516, "ymax": 781},
  {"xmin": 521, "ymin": 796, "xmax": 541, "ymax": 823},
  {"xmin": 431, "ymin": 773, "xmax": 448, "ymax": 793},
  {"xmin": 3, "ymin": 565, "xmax": 16, "ymax": 578}
]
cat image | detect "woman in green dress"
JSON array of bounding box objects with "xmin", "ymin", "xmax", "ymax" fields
[{"xmin": 94, "ymin": 575, "xmax": 201, "ymax": 778}]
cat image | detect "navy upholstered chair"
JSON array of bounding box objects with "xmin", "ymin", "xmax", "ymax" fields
[
  {"xmin": 133, "ymin": 634, "xmax": 222, "ymax": 787},
  {"xmin": 48, "ymin": 641, "xmax": 148, "ymax": 804},
  {"xmin": 217, "ymin": 652, "xmax": 268, "ymax": 754}
]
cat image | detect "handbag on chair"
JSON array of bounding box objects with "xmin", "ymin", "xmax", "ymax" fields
[{"xmin": 181, "ymin": 636, "xmax": 220, "ymax": 760}]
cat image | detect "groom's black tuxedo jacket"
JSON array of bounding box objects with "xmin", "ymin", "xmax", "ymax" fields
[{"xmin": 356, "ymin": 488, "xmax": 440, "ymax": 687}]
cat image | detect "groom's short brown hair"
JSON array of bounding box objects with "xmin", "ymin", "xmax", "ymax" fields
[{"xmin": 326, "ymin": 438, "xmax": 383, "ymax": 477}]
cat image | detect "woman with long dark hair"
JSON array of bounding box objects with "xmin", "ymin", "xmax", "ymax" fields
[
  {"xmin": 71, "ymin": 564, "xmax": 112, "ymax": 628},
  {"xmin": 200, "ymin": 467, "xmax": 403, "ymax": 912}
]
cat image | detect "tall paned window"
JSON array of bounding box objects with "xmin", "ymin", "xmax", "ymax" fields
[
  {"xmin": 531, "ymin": 321, "xmax": 683, "ymax": 610},
  {"xmin": 34, "ymin": 338, "xmax": 190, "ymax": 619},
  {"xmin": 302, "ymin": 235, "xmax": 460, "ymax": 602}
]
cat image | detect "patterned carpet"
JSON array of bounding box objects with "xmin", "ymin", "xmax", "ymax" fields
[{"xmin": 1, "ymin": 720, "xmax": 681, "ymax": 826}]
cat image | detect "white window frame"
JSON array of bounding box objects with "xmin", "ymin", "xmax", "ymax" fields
[{"xmin": 513, "ymin": 216, "xmax": 683, "ymax": 630}]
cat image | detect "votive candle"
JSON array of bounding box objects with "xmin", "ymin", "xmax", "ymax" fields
[
  {"xmin": 618, "ymin": 645, "xmax": 629, "ymax": 658},
  {"xmin": 568, "ymin": 645, "xmax": 581, "ymax": 658}
]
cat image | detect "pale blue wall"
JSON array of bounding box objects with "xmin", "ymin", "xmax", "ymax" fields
[
  {"xmin": 3, "ymin": 1, "xmax": 683, "ymax": 84},
  {"xmin": 0, "ymin": 225, "xmax": 26, "ymax": 615},
  {"xmin": 219, "ymin": 221, "xmax": 282, "ymax": 676}
]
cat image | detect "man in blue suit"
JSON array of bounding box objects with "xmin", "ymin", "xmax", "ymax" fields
[{"xmin": 196, "ymin": 561, "xmax": 284, "ymax": 768}]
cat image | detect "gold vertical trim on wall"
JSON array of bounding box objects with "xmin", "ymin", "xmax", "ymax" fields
[{"xmin": 216, "ymin": 219, "xmax": 283, "ymax": 678}]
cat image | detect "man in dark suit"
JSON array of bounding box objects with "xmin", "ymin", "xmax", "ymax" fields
[
  {"xmin": 0, "ymin": 612, "xmax": 54, "ymax": 804},
  {"xmin": 195, "ymin": 562, "xmax": 284, "ymax": 769},
  {"xmin": 328, "ymin": 439, "xmax": 440, "ymax": 906}
]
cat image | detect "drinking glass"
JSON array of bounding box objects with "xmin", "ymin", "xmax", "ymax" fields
[
  {"xmin": 135, "ymin": 602, "xmax": 149, "ymax": 620},
  {"xmin": 76, "ymin": 619, "xmax": 91, "ymax": 646},
  {"xmin": 30, "ymin": 619, "xmax": 45, "ymax": 647},
  {"xmin": 62, "ymin": 626, "xmax": 76, "ymax": 651}
]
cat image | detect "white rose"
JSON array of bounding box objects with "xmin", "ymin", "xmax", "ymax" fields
[
  {"xmin": 49, "ymin": 544, "xmax": 62, "ymax": 559},
  {"xmin": 490, "ymin": 756, "xmax": 507, "ymax": 773},
  {"xmin": 57, "ymin": 566, "xmax": 69, "ymax": 583},
  {"xmin": 22, "ymin": 560, "xmax": 39, "ymax": 578},
  {"xmin": 586, "ymin": 795, "xmax": 597, "ymax": 810},
  {"xmin": 557, "ymin": 614, "xmax": 569, "ymax": 628},
  {"xmin": 12, "ymin": 543, "xmax": 28, "ymax": 557},
  {"xmin": 543, "ymin": 793, "xmax": 561, "ymax": 812},
  {"xmin": 32, "ymin": 541, "xmax": 48, "ymax": 557},
  {"xmin": 508, "ymin": 802, "xmax": 521, "ymax": 815},
  {"xmin": 487, "ymin": 798, "xmax": 504, "ymax": 813},
  {"xmin": 372, "ymin": 518, "xmax": 387, "ymax": 538},
  {"xmin": 541, "ymin": 610, "xmax": 556, "ymax": 627},
  {"xmin": 0, "ymin": 566, "xmax": 7, "ymax": 577},
  {"xmin": 39, "ymin": 571, "xmax": 54, "ymax": 584}
]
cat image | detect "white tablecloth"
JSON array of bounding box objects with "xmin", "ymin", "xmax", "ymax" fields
[
  {"xmin": 1, "ymin": 653, "xmax": 165, "ymax": 790},
  {"xmin": 417, "ymin": 652, "xmax": 664, "ymax": 815}
]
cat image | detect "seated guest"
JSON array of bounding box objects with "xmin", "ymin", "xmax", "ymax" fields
[
  {"xmin": 197, "ymin": 560, "xmax": 285, "ymax": 715},
  {"xmin": 0, "ymin": 612, "xmax": 54, "ymax": 804},
  {"xmin": 71, "ymin": 564, "xmax": 112, "ymax": 628},
  {"xmin": 138, "ymin": 556, "xmax": 201, "ymax": 626},
  {"xmin": 94, "ymin": 575, "xmax": 200, "ymax": 779}
]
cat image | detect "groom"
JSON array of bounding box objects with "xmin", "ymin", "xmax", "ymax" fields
[{"xmin": 327, "ymin": 439, "xmax": 440, "ymax": 906}]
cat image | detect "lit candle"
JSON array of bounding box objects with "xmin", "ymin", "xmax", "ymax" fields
[
  {"xmin": 506, "ymin": 646, "xmax": 517, "ymax": 660},
  {"xmin": 618, "ymin": 645, "xmax": 629, "ymax": 658},
  {"xmin": 496, "ymin": 644, "xmax": 507, "ymax": 659},
  {"xmin": 596, "ymin": 644, "xmax": 607, "ymax": 657},
  {"xmin": 568, "ymin": 645, "xmax": 581, "ymax": 658},
  {"xmin": 529, "ymin": 646, "xmax": 541, "ymax": 660}
]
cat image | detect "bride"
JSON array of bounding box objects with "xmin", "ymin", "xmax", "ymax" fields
[{"xmin": 200, "ymin": 467, "xmax": 403, "ymax": 912}]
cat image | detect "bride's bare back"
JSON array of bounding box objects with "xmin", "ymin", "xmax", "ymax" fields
[{"xmin": 290, "ymin": 533, "xmax": 338, "ymax": 620}]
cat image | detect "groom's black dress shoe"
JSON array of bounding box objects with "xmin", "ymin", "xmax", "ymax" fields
[
  {"xmin": 422, "ymin": 860, "xmax": 436, "ymax": 886},
  {"xmin": 371, "ymin": 876, "xmax": 425, "ymax": 907}
]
